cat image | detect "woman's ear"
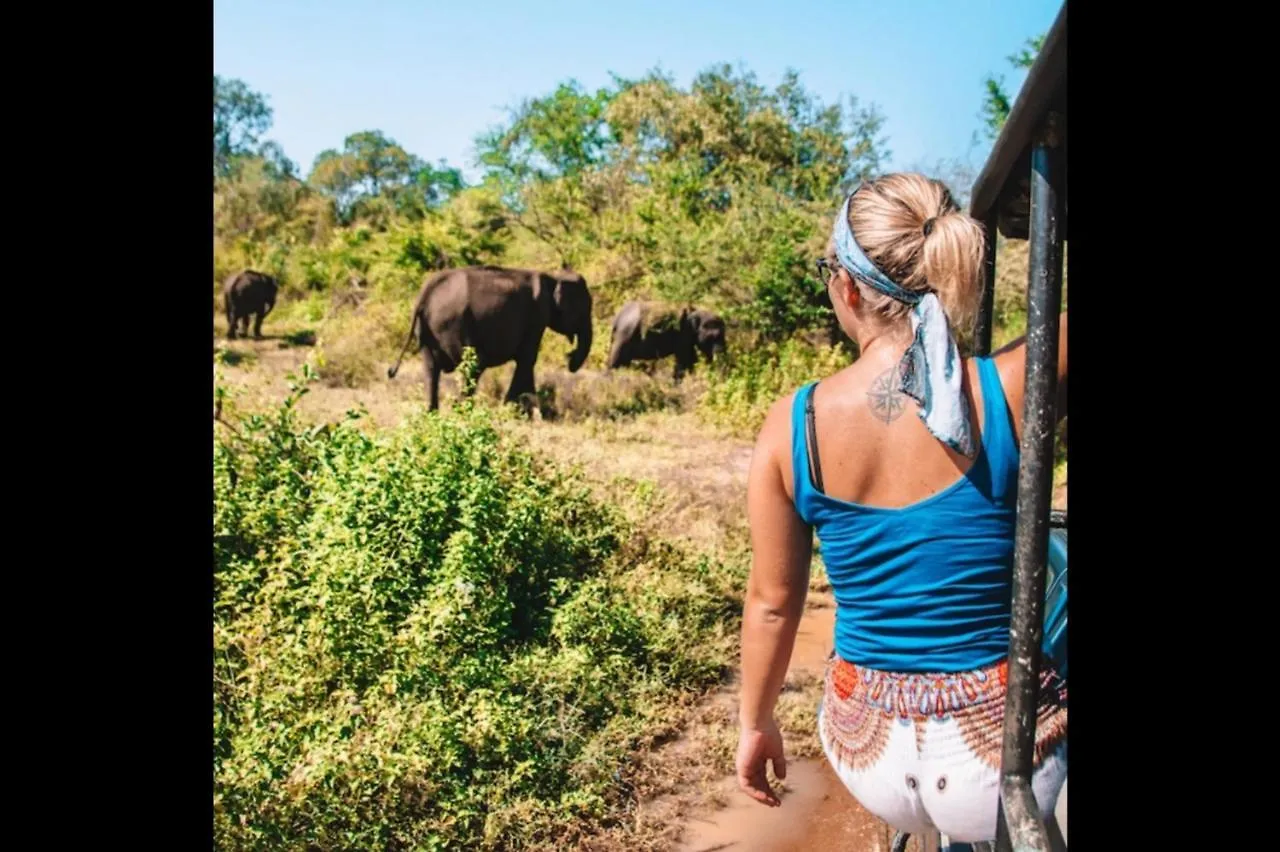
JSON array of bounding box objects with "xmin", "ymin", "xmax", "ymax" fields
[{"xmin": 836, "ymin": 270, "xmax": 860, "ymax": 312}]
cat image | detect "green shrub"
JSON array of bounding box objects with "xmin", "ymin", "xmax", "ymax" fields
[
  {"xmin": 213, "ymin": 374, "xmax": 739, "ymax": 850},
  {"xmin": 697, "ymin": 337, "xmax": 850, "ymax": 437}
]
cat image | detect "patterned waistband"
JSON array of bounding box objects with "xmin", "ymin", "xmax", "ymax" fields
[
  {"xmin": 821, "ymin": 654, "xmax": 1068, "ymax": 772},
  {"xmin": 828, "ymin": 655, "xmax": 1066, "ymax": 721}
]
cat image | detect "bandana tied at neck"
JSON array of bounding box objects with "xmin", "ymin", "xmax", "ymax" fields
[{"xmin": 831, "ymin": 189, "xmax": 977, "ymax": 458}]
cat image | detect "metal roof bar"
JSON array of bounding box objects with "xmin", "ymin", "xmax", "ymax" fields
[
  {"xmin": 994, "ymin": 108, "xmax": 1065, "ymax": 852},
  {"xmin": 973, "ymin": 211, "xmax": 998, "ymax": 356},
  {"xmin": 969, "ymin": 1, "xmax": 1068, "ymax": 227}
]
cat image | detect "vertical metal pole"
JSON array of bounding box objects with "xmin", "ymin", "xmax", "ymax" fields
[
  {"xmin": 974, "ymin": 212, "xmax": 998, "ymax": 356},
  {"xmin": 994, "ymin": 111, "xmax": 1064, "ymax": 852}
]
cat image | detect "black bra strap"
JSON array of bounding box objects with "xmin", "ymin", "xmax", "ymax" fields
[{"xmin": 805, "ymin": 386, "xmax": 825, "ymax": 494}]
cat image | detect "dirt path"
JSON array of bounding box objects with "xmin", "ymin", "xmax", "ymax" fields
[
  {"xmin": 673, "ymin": 596, "xmax": 1067, "ymax": 851},
  {"xmin": 672, "ymin": 600, "xmax": 900, "ymax": 852}
]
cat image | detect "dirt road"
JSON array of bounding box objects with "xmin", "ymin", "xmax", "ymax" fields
[
  {"xmin": 672, "ymin": 601, "xmax": 909, "ymax": 852},
  {"xmin": 673, "ymin": 593, "xmax": 1068, "ymax": 851}
]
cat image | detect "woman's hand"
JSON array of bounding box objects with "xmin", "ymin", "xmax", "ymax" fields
[{"xmin": 736, "ymin": 718, "xmax": 787, "ymax": 807}]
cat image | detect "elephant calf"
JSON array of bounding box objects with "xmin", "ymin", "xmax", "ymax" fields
[
  {"xmin": 387, "ymin": 265, "xmax": 594, "ymax": 412},
  {"xmin": 223, "ymin": 269, "xmax": 279, "ymax": 340},
  {"xmin": 606, "ymin": 301, "xmax": 726, "ymax": 380}
]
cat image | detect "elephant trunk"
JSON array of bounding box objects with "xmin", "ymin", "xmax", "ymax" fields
[{"xmin": 567, "ymin": 318, "xmax": 592, "ymax": 372}]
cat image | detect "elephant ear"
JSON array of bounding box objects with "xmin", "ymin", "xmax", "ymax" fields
[
  {"xmin": 530, "ymin": 272, "xmax": 555, "ymax": 326},
  {"xmin": 682, "ymin": 306, "xmax": 699, "ymax": 333}
]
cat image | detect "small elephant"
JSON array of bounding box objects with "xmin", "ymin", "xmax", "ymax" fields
[
  {"xmin": 223, "ymin": 269, "xmax": 278, "ymax": 340},
  {"xmin": 606, "ymin": 301, "xmax": 726, "ymax": 380},
  {"xmin": 387, "ymin": 264, "xmax": 594, "ymax": 411}
]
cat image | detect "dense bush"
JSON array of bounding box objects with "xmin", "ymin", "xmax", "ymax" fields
[
  {"xmin": 213, "ymin": 369, "xmax": 740, "ymax": 850},
  {"xmin": 697, "ymin": 336, "xmax": 851, "ymax": 437}
]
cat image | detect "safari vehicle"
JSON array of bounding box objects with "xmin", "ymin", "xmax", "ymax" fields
[{"xmin": 893, "ymin": 1, "xmax": 1068, "ymax": 849}]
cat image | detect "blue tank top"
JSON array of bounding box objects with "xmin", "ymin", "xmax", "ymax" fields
[{"xmin": 791, "ymin": 356, "xmax": 1018, "ymax": 673}]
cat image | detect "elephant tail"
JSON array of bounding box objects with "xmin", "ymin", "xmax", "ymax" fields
[{"xmin": 387, "ymin": 310, "xmax": 421, "ymax": 379}]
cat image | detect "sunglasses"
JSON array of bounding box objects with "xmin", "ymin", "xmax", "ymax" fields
[{"xmin": 815, "ymin": 257, "xmax": 843, "ymax": 287}]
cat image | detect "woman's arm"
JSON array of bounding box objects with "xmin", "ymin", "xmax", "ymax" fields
[
  {"xmin": 737, "ymin": 396, "xmax": 814, "ymax": 807},
  {"xmin": 993, "ymin": 310, "xmax": 1068, "ymax": 443}
]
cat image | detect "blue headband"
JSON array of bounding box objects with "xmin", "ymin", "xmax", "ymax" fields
[
  {"xmin": 829, "ymin": 186, "xmax": 977, "ymax": 458},
  {"xmin": 833, "ymin": 187, "xmax": 925, "ymax": 307}
]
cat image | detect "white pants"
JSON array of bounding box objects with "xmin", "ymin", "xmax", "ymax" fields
[{"xmin": 817, "ymin": 656, "xmax": 1068, "ymax": 844}]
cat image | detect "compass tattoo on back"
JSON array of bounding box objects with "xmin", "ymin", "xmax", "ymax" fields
[{"xmin": 867, "ymin": 364, "xmax": 908, "ymax": 423}]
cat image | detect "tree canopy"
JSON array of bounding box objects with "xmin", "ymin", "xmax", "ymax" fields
[{"xmin": 214, "ymin": 50, "xmax": 1031, "ymax": 339}]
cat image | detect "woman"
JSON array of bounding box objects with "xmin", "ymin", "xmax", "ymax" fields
[{"xmin": 735, "ymin": 173, "xmax": 1067, "ymax": 844}]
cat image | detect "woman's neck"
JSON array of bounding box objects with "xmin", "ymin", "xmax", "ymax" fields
[{"xmin": 852, "ymin": 321, "xmax": 913, "ymax": 363}]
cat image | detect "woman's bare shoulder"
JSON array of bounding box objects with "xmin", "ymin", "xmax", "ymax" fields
[
  {"xmin": 754, "ymin": 392, "xmax": 796, "ymax": 455},
  {"xmin": 989, "ymin": 334, "xmax": 1026, "ymax": 376},
  {"xmin": 750, "ymin": 389, "xmax": 803, "ymax": 496}
]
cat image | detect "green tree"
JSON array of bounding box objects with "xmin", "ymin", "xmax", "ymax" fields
[
  {"xmin": 980, "ymin": 34, "xmax": 1045, "ymax": 140},
  {"xmin": 474, "ymin": 64, "xmax": 889, "ymax": 294},
  {"xmin": 213, "ymin": 76, "xmax": 275, "ymax": 179},
  {"xmin": 474, "ymin": 80, "xmax": 614, "ymax": 264},
  {"xmin": 309, "ymin": 131, "xmax": 464, "ymax": 226},
  {"xmin": 256, "ymin": 140, "xmax": 298, "ymax": 180},
  {"xmin": 477, "ymin": 80, "xmax": 614, "ymax": 186},
  {"xmin": 213, "ymin": 63, "xmax": 894, "ymax": 343},
  {"xmin": 415, "ymin": 160, "xmax": 466, "ymax": 208}
]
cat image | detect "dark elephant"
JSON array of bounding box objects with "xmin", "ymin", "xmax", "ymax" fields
[
  {"xmin": 606, "ymin": 301, "xmax": 726, "ymax": 380},
  {"xmin": 223, "ymin": 269, "xmax": 278, "ymax": 340},
  {"xmin": 387, "ymin": 265, "xmax": 594, "ymax": 411}
]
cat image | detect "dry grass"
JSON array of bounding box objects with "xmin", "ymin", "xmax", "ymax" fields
[{"xmin": 511, "ymin": 409, "xmax": 752, "ymax": 558}]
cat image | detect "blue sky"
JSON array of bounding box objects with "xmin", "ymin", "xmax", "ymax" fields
[{"xmin": 213, "ymin": 0, "xmax": 1061, "ymax": 183}]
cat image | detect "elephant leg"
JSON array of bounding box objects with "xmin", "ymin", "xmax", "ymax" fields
[
  {"xmin": 505, "ymin": 341, "xmax": 542, "ymax": 409},
  {"xmin": 675, "ymin": 354, "xmax": 697, "ymax": 382},
  {"xmin": 607, "ymin": 335, "xmax": 628, "ymax": 372},
  {"xmin": 674, "ymin": 338, "xmax": 696, "ymax": 383},
  {"xmin": 507, "ymin": 365, "xmax": 539, "ymax": 420},
  {"xmin": 423, "ymin": 348, "xmax": 442, "ymax": 411},
  {"xmin": 226, "ymin": 311, "xmax": 238, "ymax": 340},
  {"xmin": 253, "ymin": 309, "xmax": 266, "ymax": 339},
  {"xmin": 504, "ymin": 326, "xmax": 544, "ymax": 407},
  {"xmin": 506, "ymin": 360, "xmax": 536, "ymax": 404}
]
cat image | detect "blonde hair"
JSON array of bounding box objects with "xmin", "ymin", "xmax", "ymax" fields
[{"xmin": 827, "ymin": 172, "xmax": 986, "ymax": 332}]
